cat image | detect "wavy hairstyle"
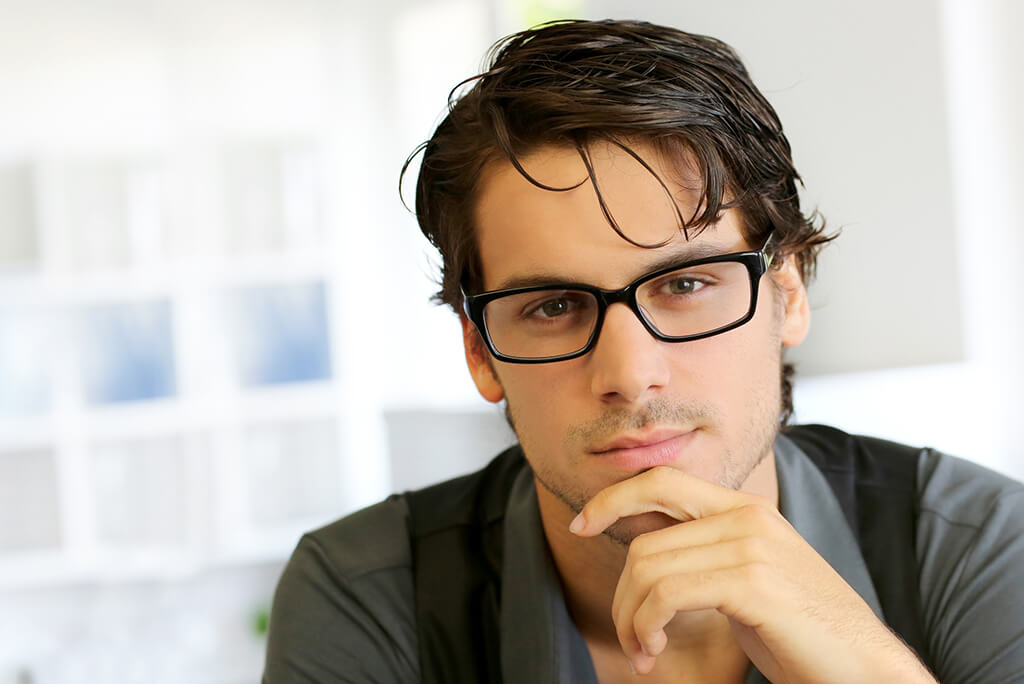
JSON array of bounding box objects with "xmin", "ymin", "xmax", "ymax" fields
[{"xmin": 402, "ymin": 19, "xmax": 834, "ymax": 423}]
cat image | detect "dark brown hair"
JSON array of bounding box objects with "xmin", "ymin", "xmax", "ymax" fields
[{"xmin": 403, "ymin": 19, "xmax": 834, "ymax": 422}]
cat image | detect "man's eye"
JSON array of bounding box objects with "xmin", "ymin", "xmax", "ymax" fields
[
  {"xmin": 532, "ymin": 297, "xmax": 573, "ymax": 318},
  {"xmin": 665, "ymin": 278, "xmax": 705, "ymax": 295}
]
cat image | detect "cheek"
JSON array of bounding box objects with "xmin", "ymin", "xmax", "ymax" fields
[
  {"xmin": 672, "ymin": 339, "xmax": 746, "ymax": 412},
  {"xmin": 730, "ymin": 299, "xmax": 786, "ymax": 411},
  {"xmin": 673, "ymin": 313, "xmax": 782, "ymax": 411},
  {"xmin": 494, "ymin": 364, "xmax": 577, "ymax": 431}
]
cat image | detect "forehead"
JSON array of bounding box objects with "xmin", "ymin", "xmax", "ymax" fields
[{"xmin": 472, "ymin": 142, "xmax": 747, "ymax": 290}]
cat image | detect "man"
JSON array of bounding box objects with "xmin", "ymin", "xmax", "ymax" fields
[{"xmin": 263, "ymin": 19, "xmax": 1024, "ymax": 683}]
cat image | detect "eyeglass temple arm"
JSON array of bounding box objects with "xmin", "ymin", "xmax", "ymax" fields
[{"xmin": 761, "ymin": 231, "xmax": 777, "ymax": 270}]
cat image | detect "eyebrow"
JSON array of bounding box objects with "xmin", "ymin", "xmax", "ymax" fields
[{"xmin": 493, "ymin": 242, "xmax": 739, "ymax": 291}]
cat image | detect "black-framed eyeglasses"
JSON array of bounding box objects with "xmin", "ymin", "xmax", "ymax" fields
[{"xmin": 462, "ymin": 233, "xmax": 776, "ymax": 363}]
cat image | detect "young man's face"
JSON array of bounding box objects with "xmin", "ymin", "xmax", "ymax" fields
[{"xmin": 463, "ymin": 142, "xmax": 809, "ymax": 543}]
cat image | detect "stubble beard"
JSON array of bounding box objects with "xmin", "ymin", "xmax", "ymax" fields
[{"xmin": 506, "ymin": 390, "xmax": 781, "ymax": 547}]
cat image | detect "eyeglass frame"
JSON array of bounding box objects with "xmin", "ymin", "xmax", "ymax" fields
[{"xmin": 461, "ymin": 232, "xmax": 777, "ymax": 364}]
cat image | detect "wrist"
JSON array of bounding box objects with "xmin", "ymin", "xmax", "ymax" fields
[{"xmin": 865, "ymin": 637, "xmax": 936, "ymax": 684}]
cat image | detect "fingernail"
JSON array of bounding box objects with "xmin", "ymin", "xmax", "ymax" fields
[{"xmin": 569, "ymin": 513, "xmax": 585, "ymax": 534}]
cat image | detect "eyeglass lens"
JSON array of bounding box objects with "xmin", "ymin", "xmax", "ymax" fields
[{"xmin": 481, "ymin": 260, "xmax": 752, "ymax": 359}]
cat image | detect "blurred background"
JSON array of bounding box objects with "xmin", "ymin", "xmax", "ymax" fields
[{"xmin": 0, "ymin": 0, "xmax": 1021, "ymax": 682}]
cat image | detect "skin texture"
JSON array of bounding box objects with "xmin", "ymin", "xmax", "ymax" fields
[{"xmin": 461, "ymin": 142, "xmax": 935, "ymax": 683}]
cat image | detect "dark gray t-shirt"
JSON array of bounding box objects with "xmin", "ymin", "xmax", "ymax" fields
[{"xmin": 262, "ymin": 433, "xmax": 1024, "ymax": 683}]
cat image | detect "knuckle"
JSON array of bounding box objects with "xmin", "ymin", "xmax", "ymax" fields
[
  {"xmin": 650, "ymin": 465, "xmax": 681, "ymax": 492},
  {"xmin": 736, "ymin": 535, "xmax": 769, "ymax": 563},
  {"xmin": 737, "ymin": 502, "xmax": 777, "ymax": 528},
  {"xmin": 650, "ymin": 575, "xmax": 679, "ymax": 605},
  {"xmin": 648, "ymin": 465, "xmax": 682, "ymax": 493},
  {"xmin": 629, "ymin": 554, "xmax": 656, "ymax": 584},
  {"xmin": 627, "ymin": 531, "xmax": 655, "ymax": 558},
  {"xmin": 649, "ymin": 465, "xmax": 676, "ymax": 479}
]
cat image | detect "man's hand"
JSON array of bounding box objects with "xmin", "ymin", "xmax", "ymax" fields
[{"xmin": 568, "ymin": 466, "xmax": 936, "ymax": 683}]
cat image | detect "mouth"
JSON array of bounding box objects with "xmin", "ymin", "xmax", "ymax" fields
[{"xmin": 589, "ymin": 428, "xmax": 697, "ymax": 471}]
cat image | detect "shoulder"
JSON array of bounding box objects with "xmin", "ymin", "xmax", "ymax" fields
[
  {"xmin": 914, "ymin": 448, "xmax": 1024, "ymax": 588},
  {"xmin": 916, "ymin": 449, "xmax": 1024, "ymax": 527},
  {"xmin": 304, "ymin": 494, "xmax": 415, "ymax": 578},
  {"xmin": 264, "ymin": 496, "xmax": 419, "ymax": 683},
  {"xmin": 912, "ymin": 450, "xmax": 1024, "ymax": 682},
  {"xmin": 263, "ymin": 445, "xmax": 529, "ymax": 684},
  {"xmin": 784, "ymin": 424, "xmax": 1024, "ymax": 562},
  {"xmin": 789, "ymin": 426, "xmax": 1024, "ymax": 681},
  {"xmin": 783, "ymin": 424, "xmax": 924, "ymax": 484},
  {"xmin": 913, "ymin": 448, "xmax": 1024, "ymax": 587}
]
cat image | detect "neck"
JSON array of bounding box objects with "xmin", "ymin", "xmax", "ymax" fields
[{"xmin": 536, "ymin": 450, "xmax": 779, "ymax": 668}]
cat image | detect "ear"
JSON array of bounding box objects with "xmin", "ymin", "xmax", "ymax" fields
[
  {"xmin": 773, "ymin": 255, "xmax": 810, "ymax": 348},
  {"xmin": 461, "ymin": 314, "xmax": 505, "ymax": 403}
]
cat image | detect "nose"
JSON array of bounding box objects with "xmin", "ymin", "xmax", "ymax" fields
[{"xmin": 587, "ymin": 302, "xmax": 671, "ymax": 404}]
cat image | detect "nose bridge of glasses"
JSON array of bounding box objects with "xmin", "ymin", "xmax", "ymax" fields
[
  {"xmin": 595, "ymin": 281, "xmax": 637, "ymax": 307},
  {"xmin": 594, "ymin": 282, "xmax": 658, "ymax": 338}
]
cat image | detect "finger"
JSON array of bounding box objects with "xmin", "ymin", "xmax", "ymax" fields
[
  {"xmin": 615, "ymin": 537, "xmax": 775, "ymax": 616},
  {"xmin": 612, "ymin": 580, "xmax": 671, "ymax": 677},
  {"xmin": 611, "ymin": 611, "xmax": 659, "ymax": 676},
  {"xmin": 570, "ymin": 466, "xmax": 768, "ymax": 536},
  {"xmin": 629, "ymin": 564, "xmax": 767, "ymax": 656},
  {"xmin": 616, "ymin": 504, "xmax": 783, "ymax": 561},
  {"xmin": 630, "ymin": 640, "xmax": 661, "ymax": 675},
  {"xmin": 612, "ymin": 539, "xmax": 772, "ymax": 658},
  {"xmin": 631, "ymin": 650, "xmax": 658, "ymax": 675},
  {"xmin": 615, "ymin": 565, "xmax": 749, "ymax": 674}
]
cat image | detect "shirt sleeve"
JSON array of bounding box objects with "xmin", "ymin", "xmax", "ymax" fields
[
  {"xmin": 262, "ymin": 498, "xmax": 420, "ymax": 684},
  {"xmin": 915, "ymin": 452, "xmax": 1024, "ymax": 684}
]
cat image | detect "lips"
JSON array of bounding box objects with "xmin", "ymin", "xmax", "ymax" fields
[{"xmin": 590, "ymin": 429, "xmax": 697, "ymax": 471}]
